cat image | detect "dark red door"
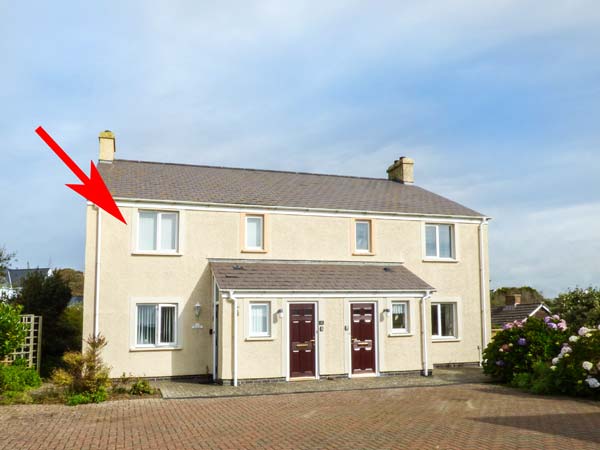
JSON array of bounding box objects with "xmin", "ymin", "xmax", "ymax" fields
[
  {"xmin": 351, "ymin": 303, "xmax": 376, "ymax": 374},
  {"xmin": 289, "ymin": 304, "xmax": 316, "ymax": 378}
]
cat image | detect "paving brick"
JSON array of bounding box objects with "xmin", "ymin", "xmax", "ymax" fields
[{"xmin": 1, "ymin": 383, "xmax": 599, "ymax": 449}]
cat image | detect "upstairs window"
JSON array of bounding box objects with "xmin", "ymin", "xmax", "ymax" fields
[
  {"xmin": 355, "ymin": 220, "xmax": 372, "ymax": 253},
  {"xmin": 138, "ymin": 211, "xmax": 178, "ymax": 252},
  {"xmin": 425, "ymin": 224, "xmax": 454, "ymax": 259},
  {"xmin": 245, "ymin": 215, "xmax": 264, "ymax": 250}
]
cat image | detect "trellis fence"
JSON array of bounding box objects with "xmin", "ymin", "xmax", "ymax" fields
[{"xmin": 4, "ymin": 315, "xmax": 43, "ymax": 372}]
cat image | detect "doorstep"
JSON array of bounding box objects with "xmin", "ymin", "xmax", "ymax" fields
[{"xmin": 154, "ymin": 367, "xmax": 489, "ymax": 399}]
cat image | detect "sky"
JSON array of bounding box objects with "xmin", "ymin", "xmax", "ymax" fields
[{"xmin": 1, "ymin": 1, "xmax": 599, "ymax": 298}]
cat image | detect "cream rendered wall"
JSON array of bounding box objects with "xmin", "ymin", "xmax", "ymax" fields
[{"xmin": 83, "ymin": 202, "xmax": 488, "ymax": 378}]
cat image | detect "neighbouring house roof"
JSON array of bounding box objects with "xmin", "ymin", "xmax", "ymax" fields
[
  {"xmin": 210, "ymin": 260, "xmax": 434, "ymax": 292},
  {"xmin": 98, "ymin": 159, "xmax": 484, "ymax": 218},
  {"xmin": 2, "ymin": 268, "xmax": 51, "ymax": 288},
  {"xmin": 491, "ymin": 303, "xmax": 552, "ymax": 327}
]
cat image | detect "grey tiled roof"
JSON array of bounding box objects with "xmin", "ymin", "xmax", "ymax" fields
[
  {"xmin": 491, "ymin": 303, "xmax": 551, "ymax": 327},
  {"xmin": 98, "ymin": 159, "xmax": 483, "ymax": 217},
  {"xmin": 210, "ymin": 260, "xmax": 434, "ymax": 292},
  {"xmin": 3, "ymin": 268, "xmax": 51, "ymax": 288}
]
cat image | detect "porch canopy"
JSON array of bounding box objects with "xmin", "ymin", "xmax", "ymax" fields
[{"xmin": 210, "ymin": 259, "xmax": 434, "ymax": 293}]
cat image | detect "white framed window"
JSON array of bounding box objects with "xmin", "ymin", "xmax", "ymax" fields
[
  {"xmin": 425, "ymin": 224, "xmax": 455, "ymax": 259},
  {"xmin": 245, "ymin": 215, "xmax": 264, "ymax": 250},
  {"xmin": 431, "ymin": 302, "xmax": 457, "ymax": 339},
  {"xmin": 136, "ymin": 303, "xmax": 178, "ymax": 347},
  {"xmin": 138, "ymin": 211, "xmax": 179, "ymax": 252},
  {"xmin": 391, "ymin": 301, "xmax": 409, "ymax": 333},
  {"xmin": 249, "ymin": 303, "xmax": 270, "ymax": 337},
  {"xmin": 355, "ymin": 220, "xmax": 372, "ymax": 253}
]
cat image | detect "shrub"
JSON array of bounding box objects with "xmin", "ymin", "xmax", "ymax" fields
[
  {"xmin": 0, "ymin": 303, "xmax": 29, "ymax": 360},
  {"xmin": 0, "ymin": 359, "xmax": 42, "ymax": 393},
  {"xmin": 129, "ymin": 378, "xmax": 155, "ymax": 396},
  {"xmin": 51, "ymin": 334, "xmax": 110, "ymax": 404},
  {"xmin": 483, "ymin": 316, "xmax": 567, "ymax": 383},
  {"xmin": 553, "ymin": 287, "xmax": 600, "ymax": 331},
  {"xmin": 66, "ymin": 388, "xmax": 107, "ymax": 406},
  {"xmin": 544, "ymin": 325, "xmax": 600, "ymax": 398}
]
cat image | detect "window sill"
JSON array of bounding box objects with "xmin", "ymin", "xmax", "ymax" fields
[
  {"xmin": 245, "ymin": 336, "xmax": 274, "ymax": 341},
  {"xmin": 241, "ymin": 249, "xmax": 268, "ymax": 254},
  {"xmin": 422, "ymin": 257, "xmax": 458, "ymax": 263},
  {"xmin": 132, "ymin": 251, "xmax": 182, "ymax": 257},
  {"xmin": 388, "ymin": 332, "xmax": 413, "ymax": 337},
  {"xmin": 431, "ymin": 337, "xmax": 461, "ymax": 343},
  {"xmin": 129, "ymin": 346, "xmax": 182, "ymax": 352},
  {"xmin": 353, "ymin": 251, "xmax": 375, "ymax": 256}
]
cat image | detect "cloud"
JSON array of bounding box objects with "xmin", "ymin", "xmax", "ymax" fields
[{"xmin": 0, "ymin": 1, "xmax": 599, "ymax": 299}]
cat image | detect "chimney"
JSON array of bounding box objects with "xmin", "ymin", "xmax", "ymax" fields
[
  {"xmin": 505, "ymin": 294, "xmax": 522, "ymax": 306},
  {"xmin": 387, "ymin": 157, "xmax": 414, "ymax": 184},
  {"xmin": 98, "ymin": 130, "xmax": 116, "ymax": 162}
]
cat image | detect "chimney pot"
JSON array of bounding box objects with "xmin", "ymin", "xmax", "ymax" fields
[
  {"xmin": 387, "ymin": 156, "xmax": 414, "ymax": 184},
  {"xmin": 99, "ymin": 130, "xmax": 116, "ymax": 162}
]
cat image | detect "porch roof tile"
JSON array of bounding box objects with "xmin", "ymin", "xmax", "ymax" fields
[{"xmin": 210, "ymin": 260, "xmax": 434, "ymax": 292}]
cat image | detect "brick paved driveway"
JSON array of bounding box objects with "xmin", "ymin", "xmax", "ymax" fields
[{"xmin": 1, "ymin": 383, "xmax": 599, "ymax": 450}]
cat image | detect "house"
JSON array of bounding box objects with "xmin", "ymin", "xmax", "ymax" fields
[
  {"xmin": 0, "ymin": 268, "xmax": 52, "ymax": 299},
  {"xmin": 82, "ymin": 131, "xmax": 491, "ymax": 384},
  {"xmin": 491, "ymin": 294, "xmax": 551, "ymax": 332}
]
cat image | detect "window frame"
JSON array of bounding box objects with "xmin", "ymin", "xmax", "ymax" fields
[
  {"xmin": 248, "ymin": 302, "xmax": 271, "ymax": 338},
  {"xmin": 430, "ymin": 302, "xmax": 458, "ymax": 340},
  {"xmin": 423, "ymin": 223, "xmax": 456, "ymax": 261},
  {"xmin": 134, "ymin": 302, "xmax": 179, "ymax": 348},
  {"xmin": 390, "ymin": 301, "xmax": 410, "ymax": 335},
  {"xmin": 352, "ymin": 219, "xmax": 374, "ymax": 255},
  {"xmin": 136, "ymin": 210, "xmax": 180, "ymax": 254},
  {"xmin": 242, "ymin": 214, "xmax": 267, "ymax": 252}
]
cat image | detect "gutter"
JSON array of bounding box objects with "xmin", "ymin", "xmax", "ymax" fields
[
  {"xmin": 94, "ymin": 209, "xmax": 102, "ymax": 337},
  {"xmin": 478, "ymin": 218, "xmax": 489, "ymax": 355},
  {"xmin": 421, "ymin": 290, "xmax": 432, "ymax": 376},
  {"xmin": 227, "ymin": 290, "xmax": 239, "ymax": 387}
]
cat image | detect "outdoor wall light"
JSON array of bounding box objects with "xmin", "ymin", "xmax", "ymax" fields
[
  {"xmin": 382, "ymin": 308, "xmax": 391, "ymax": 316},
  {"xmin": 194, "ymin": 303, "xmax": 202, "ymax": 318},
  {"xmin": 276, "ymin": 308, "xmax": 284, "ymax": 318}
]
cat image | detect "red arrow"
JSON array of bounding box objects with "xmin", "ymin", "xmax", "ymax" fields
[{"xmin": 35, "ymin": 126, "xmax": 127, "ymax": 224}]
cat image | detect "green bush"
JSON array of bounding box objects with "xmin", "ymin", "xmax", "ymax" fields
[
  {"xmin": 483, "ymin": 316, "xmax": 567, "ymax": 383},
  {"xmin": 553, "ymin": 287, "xmax": 600, "ymax": 331},
  {"xmin": 66, "ymin": 387, "xmax": 107, "ymax": 406},
  {"xmin": 129, "ymin": 379, "xmax": 155, "ymax": 396},
  {"xmin": 0, "ymin": 303, "xmax": 29, "ymax": 360},
  {"xmin": 0, "ymin": 360, "xmax": 42, "ymax": 393}
]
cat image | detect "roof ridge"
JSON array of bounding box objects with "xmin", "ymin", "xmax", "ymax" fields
[{"xmin": 110, "ymin": 158, "xmax": 405, "ymax": 184}]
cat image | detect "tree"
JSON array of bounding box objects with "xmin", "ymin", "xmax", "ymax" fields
[
  {"xmin": 13, "ymin": 270, "xmax": 73, "ymax": 375},
  {"xmin": 490, "ymin": 286, "xmax": 546, "ymax": 307},
  {"xmin": 56, "ymin": 269, "xmax": 84, "ymax": 297},
  {"xmin": 553, "ymin": 287, "xmax": 600, "ymax": 331},
  {"xmin": 0, "ymin": 246, "xmax": 15, "ymax": 285},
  {"xmin": 0, "ymin": 303, "xmax": 28, "ymax": 360}
]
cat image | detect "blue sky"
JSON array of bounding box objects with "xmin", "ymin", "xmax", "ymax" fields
[{"xmin": 1, "ymin": 1, "xmax": 599, "ymax": 297}]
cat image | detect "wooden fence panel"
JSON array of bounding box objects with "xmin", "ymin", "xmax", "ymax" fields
[{"xmin": 6, "ymin": 315, "xmax": 43, "ymax": 371}]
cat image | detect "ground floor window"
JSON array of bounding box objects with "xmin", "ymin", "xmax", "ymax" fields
[
  {"xmin": 431, "ymin": 303, "xmax": 457, "ymax": 338},
  {"xmin": 249, "ymin": 303, "xmax": 270, "ymax": 337},
  {"xmin": 136, "ymin": 303, "xmax": 178, "ymax": 347},
  {"xmin": 391, "ymin": 301, "xmax": 409, "ymax": 333}
]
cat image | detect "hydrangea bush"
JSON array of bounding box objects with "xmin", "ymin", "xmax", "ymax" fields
[
  {"xmin": 546, "ymin": 325, "xmax": 600, "ymax": 398},
  {"xmin": 483, "ymin": 316, "xmax": 566, "ymax": 382}
]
